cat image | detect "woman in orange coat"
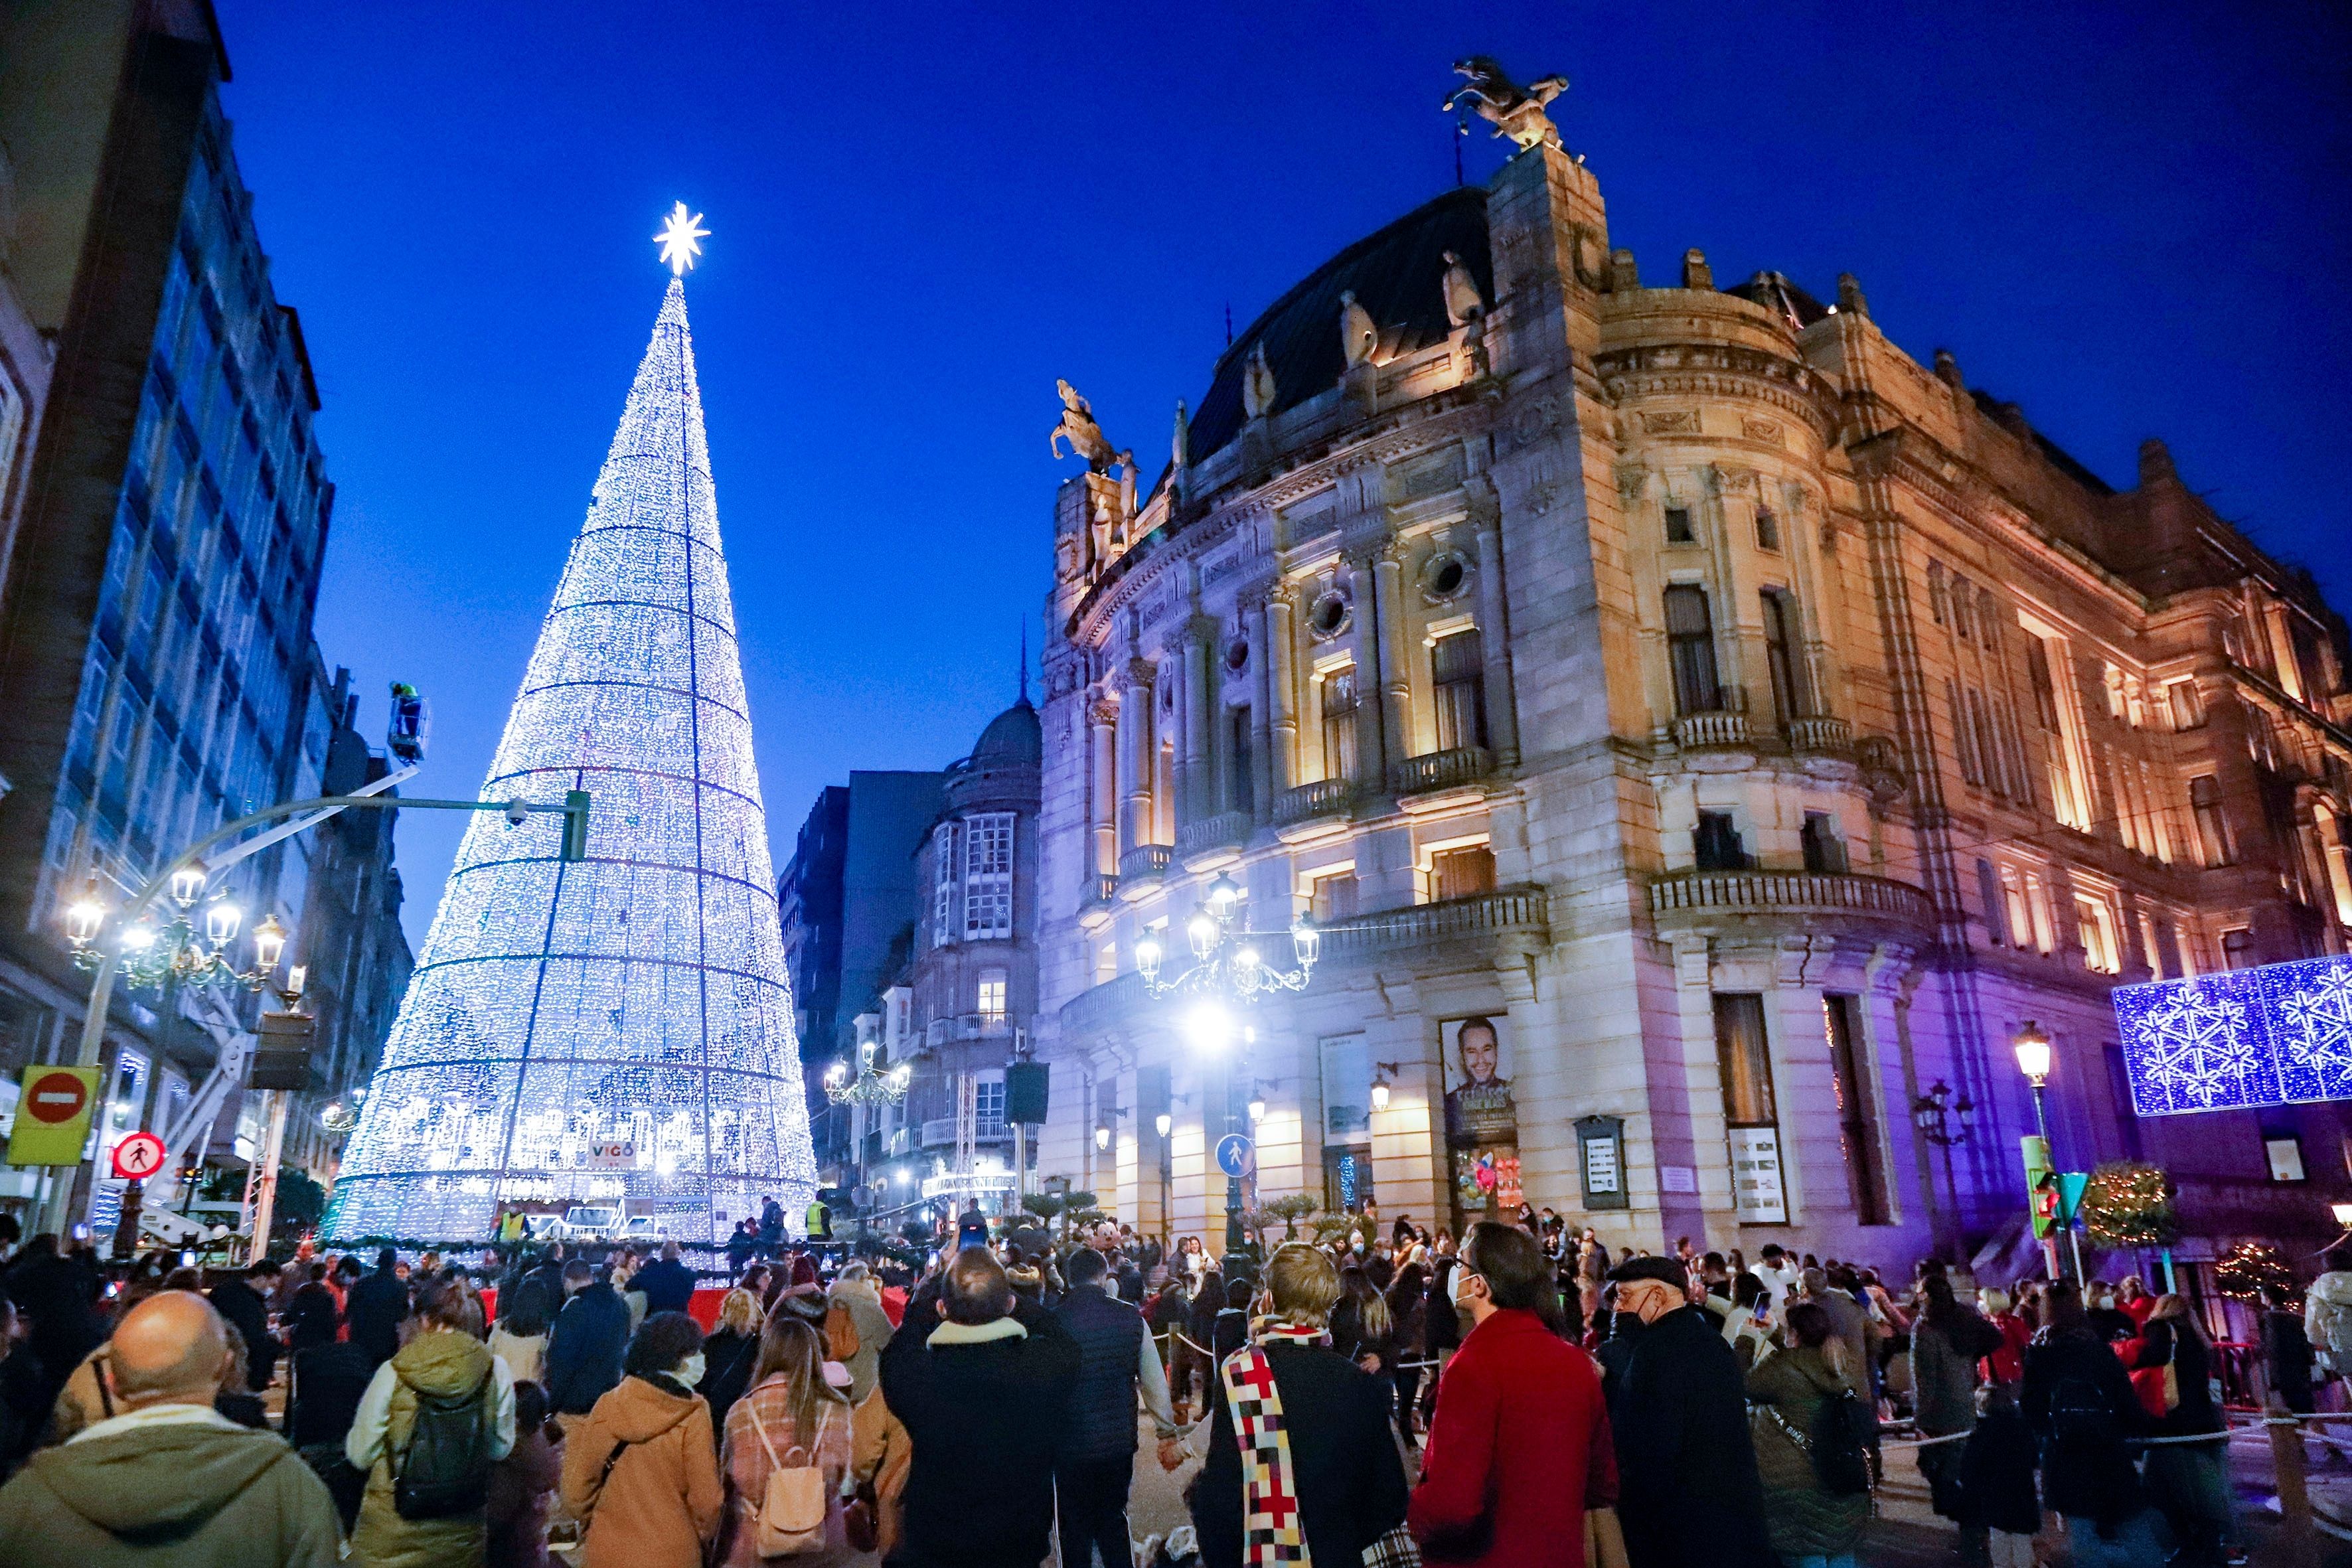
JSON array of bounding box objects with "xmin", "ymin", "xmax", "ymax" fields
[{"xmin": 559, "ymin": 1311, "xmax": 724, "ymax": 1567}]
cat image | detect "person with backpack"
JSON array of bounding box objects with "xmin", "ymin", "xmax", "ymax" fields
[
  {"xmin": 2022, "ymin": 1281, "xmax": 2163, "ymax": 1568},
  {"xmin": 717, "ymin": 1312, "xmax": 867, "ymax": 1565},
  {"xmin": 558, "ymin": 1310, "xmax": 724, "ymax": 1567},
  {"xmin": 1745, "ymin": 1301, "xmax": 1873, "ymax": 1568},
  {"xmin": 346, "ymin": 1278, "xmax": 516, "ymax": 1568}
]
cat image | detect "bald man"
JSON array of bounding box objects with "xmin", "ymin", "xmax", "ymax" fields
[{"xmin": 0, "ymin": 1291, "xmax": 340, "ymax": 1567}]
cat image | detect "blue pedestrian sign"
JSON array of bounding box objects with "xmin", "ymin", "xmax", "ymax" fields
[{"xmin": 1215, "ymin": 1133, "xmax": 1255, "ymax": 1178}]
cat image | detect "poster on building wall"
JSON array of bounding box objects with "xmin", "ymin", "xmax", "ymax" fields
[
  {"xmin": 1443, "ymin": 1015, "xmax": 1520, "ymax": 1221},
  {"xmin": 1728, "ymin": 1125, "xmax": 1787, "ymax": 1223}
]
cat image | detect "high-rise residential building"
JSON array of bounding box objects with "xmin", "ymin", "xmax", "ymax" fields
[
  {"xmin": 1032, "ymin": 72, "xmax": 2352, "ymax": 1271},
  {"xmin": 0, "ymin": 2, "xmax": 392, "ymax": 1233},
  {"xmin": 777, "ymin": 769, "xmax": 945, "ymax": 1179}
]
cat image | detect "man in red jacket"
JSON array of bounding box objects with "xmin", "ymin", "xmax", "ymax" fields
[{"xmin": 1410, "ymin": 1221, "xmax": 1618, "ymax": 1567}]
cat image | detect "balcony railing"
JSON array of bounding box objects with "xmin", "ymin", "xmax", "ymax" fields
[
  {"xmin": 1389, "ymin": 746, "xmax": 1492, "ymax": 796},
  {"xmin": 1316, "ymin": 886, "xmax": 1550, "ymax": 961},
  {"xmin": 920, "ymin": 1116, "xmax": 1009, "ymax": 1148},
  {"xmin": 1648, "ymin": 869, "xmax": 1934, "ymax": 928},
  {"xmin": 1784, "ymin": 715, "xmax": 1852, "ymax": 754},
  {"xmin": 1672, "ymin": 711, "xmax": 1753, "ymax": 749},
  {"xmin": 1087, "ymin": 872, "xmax": 1120, "ymax": 904},
  {"xmin": 1177, "ymin": 810, "xmax": 1253, "ymax": 856},
  {"xmin": 1059, "ymin": 970, "xmax": 1146, "ymax": 1035},
  {"xmin": 1273, "ymin": 777, "xmax": 1354, "ymax": 827},
  {"xmin": 1118, "ymin": 844, "xmax": 1173, "ymax": 882}
]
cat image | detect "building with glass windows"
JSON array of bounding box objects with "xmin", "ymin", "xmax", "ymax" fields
[
  {"xmin": 0, "ymin": 3, "xmax": 394, "ymax": 1233},
  {"xmin": 1032, "ymin": 85, "xmax": 2352, "ymax": 1270}
]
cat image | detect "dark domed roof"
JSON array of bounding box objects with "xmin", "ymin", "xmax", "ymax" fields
[
  {"xmin": 967, "ymin": 696, "xmax": 1042, "ymax": 768},
  {"xmin": 1184, "ymin": 187, "xmax": 1492, "ymax": 464}
]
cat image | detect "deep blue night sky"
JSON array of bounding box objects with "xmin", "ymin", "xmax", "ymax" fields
[{"xmin": 208, "ymin": 2, "xmax": 2351, "ymax": 947}]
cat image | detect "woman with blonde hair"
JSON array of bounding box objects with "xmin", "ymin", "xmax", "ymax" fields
[
  {"xmin": 700, "ymin": 1287, "xmax": 765, "ymax": 1430},
  {"xmin": 1190, "ymin": 1242, "xmax": 1408, "ymax": 1568},
  {"xmin": 716, "ymin": 1313, "xmax": 874, "ymax": 1567}
]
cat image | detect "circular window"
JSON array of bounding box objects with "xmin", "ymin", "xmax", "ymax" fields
[
  {"xmin": 1308, "ymin": 590, "xmax": 1352, "ymax": 641},
  {"xmin": 1225, "ymin": 639, "xmax": 1250, "ymax": 673},
  {"xmin": 1421, "ymin": 550, "xmax": 1472, "ymax": 604}
]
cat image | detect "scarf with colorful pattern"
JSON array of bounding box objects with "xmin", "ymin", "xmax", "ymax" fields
[{"xmin": 1219, "ymin": 1323, "xmax": 1329, "ymax": 1566}]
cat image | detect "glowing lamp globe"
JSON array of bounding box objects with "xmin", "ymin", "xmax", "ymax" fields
[
  {"xmin": 1095, "ymin": 1123, "xmax": 1113, "ymax": 1151},
  {"xmin": 169, "ymin": 865, "xmax": 208, "ymax": 909},
  {"xmin": 1370, "ymin": 1078, "xmax": 1391, "ymax": 1112},
  {"xmin": 2012, "ymin": 1021, "xmax": 2053, "ymax": 1086},
  {"xmin": 64, "ymin": 879, "xmax": 108, "ymax": 946},
  {"xmin": 1155, "ymin": 1112, "xmax": 1172, "ymax": 1138},
  {"xmin": 204, "ymin": 899, "xmax": 243, "ymax": 949},
  {"xmin": 250, "ymin": 913, "xmax": 287, "ymax": 974},
  {"xmin": 1135, "ymin": 934, "xmax": 1162, "ymax": 981},
  {"xmin": 1206, "ymin": 873, "xmax": 1241, "ymax": 915},
  {"xmin": 1186, "ymin": 910, "xmax": 1218, "ymax": 959}
]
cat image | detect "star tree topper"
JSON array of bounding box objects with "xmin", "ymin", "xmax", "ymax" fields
[{"xmin": 655, "ymin": 202, "xmax": 709, "ymax": 275}]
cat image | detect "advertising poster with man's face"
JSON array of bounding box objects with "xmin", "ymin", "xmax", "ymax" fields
[{"xmin": 1443, "ymin": 1015, "xmax": 1520, "ymax": 1218}]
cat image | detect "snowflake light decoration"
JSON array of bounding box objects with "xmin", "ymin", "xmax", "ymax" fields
[
  {"xmin": 2112, "ymin": 971, "xmax": 2280, "ymax": 1115},
  {"xmin": 323, "ymin": 271, "xmax": 817, "ymax": 1243},
  {"xmin": 2261, "ymin": 955, "xmax": 2352, "ymax": 1104}
]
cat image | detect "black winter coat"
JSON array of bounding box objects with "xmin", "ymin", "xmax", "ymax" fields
[
  {"xmin": 880, "ymin": 1286, "xmax": 1079, "ymax": 1568},
  {"xmin": 1957, "ymin": 1403, "xmax": 2041, "ymax": 1536},
  {"xmin": 544, "ymin": 1282, "xmax": 631, "ymax": 1415},
  {"xmin": 2137, "ymin": 1318, "xmax": 2223, "ymax": 1435},
  {"xmin": 634, "ymin": 1257, "xmax": 697, "ymax": 1316},
  {"xmin": 344, "ymin": 1267, "xmax": 410, "ymax": 1367},
  {"xmin": 1191, "ymin": 1339, "xmax": 1409, "ymax": 1568},
  {"xmin": 1607, "ymin": 1306, "xmax": 1774, "ymax": 1568},
  {"xmin": 2021, "ymin": 1326, "xmax": 2146, "ymax": 1525},
  {"xmin": 1056, "ymin": 1284, "xmax": 1148, "ymax": 1462}
]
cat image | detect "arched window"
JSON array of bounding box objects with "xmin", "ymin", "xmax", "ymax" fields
[{"xmin": 1664, "ymin": 586, "xmax": 1721, "ymax": 715}]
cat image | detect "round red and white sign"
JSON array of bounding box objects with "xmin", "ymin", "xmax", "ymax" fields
[
  {"xmin": 26, "ymin": 1068, "xmax": 90, "ymax": 1125},
  {"xmin": 112, "ymin": 1130, "xmax": 167, "ymax": 1180}
]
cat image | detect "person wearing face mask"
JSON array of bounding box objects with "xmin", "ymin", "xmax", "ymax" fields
[
  {"xmin": 1409, "ymin": 1223, "xmax": 1616, "ymax": 1567},
  {"xmin": 1603, "ymin": 1257, "xmax": 1774, "ymax": 1568},
  {"xmin": 560, "ymin": 1311, "xmax": 723, "ymax": 1568}
]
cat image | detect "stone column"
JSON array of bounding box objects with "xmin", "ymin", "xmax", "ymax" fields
[
  {"xmin": 1178, "ymin": 621, "xmax": 1210, "ymax": 830},
  {"xmin": 1374, "ymin": 542, "xmax": 1413, "ymax": 777},
  {"xmin": 1117, "ymin": 661, "xmax": 1154, "ymax": 860},
  {"xmin": 1247, "ymin": 597, "xmax": 1275, "ymax": 822},
  {"xmin": 1090, "ymin": 699, "xmax": 1119, "ymax": 880},
  {"xmin": 1472, "ymin": 504, "xmax": 1520, "ymax": 763},
  {"xmin": 1267, "ymin": 589, "xmax": 1299, "ymax": 801},
  {"xmin": 1346, "ymin": 551, "xmax": 1387, "ymax": 790}
]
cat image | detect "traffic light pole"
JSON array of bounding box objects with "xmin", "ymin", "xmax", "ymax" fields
[{"xmin": 40, "ymin": 783, "xmax": 591, "ymax": 1242}]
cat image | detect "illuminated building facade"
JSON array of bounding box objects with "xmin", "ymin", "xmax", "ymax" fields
[{"xmin": 1034, "ymin": 86, "xmax": 2352, "ymax": 1266}]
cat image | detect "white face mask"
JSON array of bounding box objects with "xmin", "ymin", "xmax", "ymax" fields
[
  {"xmin": 674, "ymin": 1353, "xmax": 706, "ymax": 1388},
  {"xmin": 1452, "ymin": 1270, "xmax": 1480, "ymax": 1310}
]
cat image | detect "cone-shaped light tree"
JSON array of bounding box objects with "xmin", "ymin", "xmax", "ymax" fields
[{"xmin": 325, "ymin": 234, "xmax": 816, "ymax": 1243}]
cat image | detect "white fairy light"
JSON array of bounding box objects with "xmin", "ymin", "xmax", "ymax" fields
[{"xmin": 323, "ymin": 269, "xmax": 816, "ymax": 1243}]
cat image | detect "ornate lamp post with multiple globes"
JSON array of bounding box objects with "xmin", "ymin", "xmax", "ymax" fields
[
  {"xmin": 1133, "ymin": 872, "xmax": 1319, "ymax": 1253},
  {"xmin": 64, "ymin": 871, "xmax": 289, "ymax": 996},
  {"xmin": 824, "ymin": 1042, "xmax": 911, "ymax": 1241}
]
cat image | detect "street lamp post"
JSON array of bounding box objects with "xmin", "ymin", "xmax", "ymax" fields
[
  {"xmin": 1911, "ymin": 1079, "xmax": 1974, "ymax": 1263},
  {"xmin": 2012, "ymin": 1020, "xmax": 2082, "ymax": 1286},
  {"xmin": 1133, "ymin": 873, "xmax": 1318, "ymax": 1261},
  {"xmin": 824, "ymin": 1042, "xmax": 911, "ymax": 1245}
]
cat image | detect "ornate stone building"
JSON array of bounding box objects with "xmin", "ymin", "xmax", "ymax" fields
[{"xmin": 1032, "ymin": 74, "xmax": 2352, "ymax": 1266}]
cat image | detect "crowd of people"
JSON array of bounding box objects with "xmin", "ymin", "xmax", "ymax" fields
[{"xmin": 0, "ymin": 1204, "xmax": 2318, "ymax": 1568}]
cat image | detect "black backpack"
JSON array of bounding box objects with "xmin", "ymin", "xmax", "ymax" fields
[
  {"xmin": 391, "ymin": 1363, "xmax": 494, "ymax": 1520},
  {"xmin": 2046, "ymin": 1372, "xmax": 2118, "ymax": 1449},
  {"xmin": 1810, "ymin": 1387, "xmax": 1879, "ymax": 1495}
]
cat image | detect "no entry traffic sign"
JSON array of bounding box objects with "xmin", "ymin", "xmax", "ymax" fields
[
  {"xmin": 8, "ymin": 1065, "xmax": 101, "ymax": 1166},
  {"xmin": 112, "ymin": 1130, "xmax": 167, "ymax": 1180}
]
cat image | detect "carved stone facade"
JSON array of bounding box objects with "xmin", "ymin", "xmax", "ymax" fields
[{"xmin": 1033, "ymin": 127, "xmax": 2352, "ymax": 1266}]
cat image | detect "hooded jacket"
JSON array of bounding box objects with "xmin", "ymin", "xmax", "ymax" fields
[
  {"xmin": 2306, "ymin": 1271, "xmax": 2352, "ymax": 1374},
  {"xmin": 350, "ymin": 1327, "xmax": 510, "ymax": 1568},
  {"xmin": 0, "ymin": 1407, "xmax": 342, "ymax": 1567},
  {"xmin": 558, "ymin": 1373, "xmax": 723, "ymax": 1568}
]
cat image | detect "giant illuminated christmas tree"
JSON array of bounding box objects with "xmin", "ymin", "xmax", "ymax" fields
[{"xmin": 324, "ymin": 208, "xmax": 817, "ymax": 1243}]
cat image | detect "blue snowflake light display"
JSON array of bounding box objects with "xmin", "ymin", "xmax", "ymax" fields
[
  {"xmin": 323, "ymin": 273, "xmax": 817, "ymax": 1242},
  {"xmin": 2113, "ymin": 950, "xmax": 2352, "ymax": 1117}
]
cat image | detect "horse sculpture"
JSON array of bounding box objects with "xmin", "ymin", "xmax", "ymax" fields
[
  {"xmin": 1442, "ymin": 56, "xmax": 1568, "ymax": 151},
  {"xmin": 1050, "ymin": 378, "xmax": 1118, "ymax": 472}
]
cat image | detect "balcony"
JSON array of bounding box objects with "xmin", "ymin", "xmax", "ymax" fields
[
  {"xmin": 1784, "ymin": 715, "xmax": 1852, "ymax": 755},
  {"xmin": 920, "ymin": 1116, "xmax": 1010, "ymax": 1148},
  {"xmin": 1648, "ymin": 869, "xmax": 1934, "ymax": 931},
  {"xmin": 1672, "ymin": 711, "xmax": 1753, "ymax": 749},
  {"xmin": 1117, "ymin": 844, "xmax": 1173, "ymax": 884},
  {"xmin": 1059, "ymin": 970, "xmax": 1146, "ymax": 1035},
  {"xmin": 1176, "ymin": 810, "xmax": 1253, "ymax": 862},
  {"xmin": 1087, "ymin": 872, "xmax": 1119, "ymax": 904},
  {"xmin": 1316, "ymin": 886, "xmax": 1550, "ymax": 962},
  {"xmin": 1389, "ymin": 746, "xmax": 1492, "ymax": 797},
  {"xmin": 1273, "ymin": 777, "xmax": 1354, "ymax": 828}
]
